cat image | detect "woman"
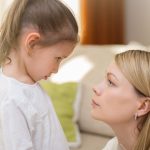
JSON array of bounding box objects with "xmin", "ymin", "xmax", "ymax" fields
[{"xmin": 91, "ymin": 50, "xmax": 150, "ymax": 150}]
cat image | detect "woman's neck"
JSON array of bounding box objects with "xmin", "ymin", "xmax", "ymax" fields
[{"xmin": 111, "ymin": 122, "xmax": 139, "ymax": 150}]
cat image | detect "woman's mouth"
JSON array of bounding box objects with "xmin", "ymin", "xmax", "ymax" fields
[{"xmin": 91, "ymin": 99, "xmax": 100, "ymax": 108}]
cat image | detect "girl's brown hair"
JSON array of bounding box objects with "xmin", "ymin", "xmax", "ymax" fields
[
  {"xmin": 0, "ymin": 0, "xmax": 78, "ymax": 65},
  {"xmin": 115, "ymin": 50, "xmax": 150, "ymax": 150}
]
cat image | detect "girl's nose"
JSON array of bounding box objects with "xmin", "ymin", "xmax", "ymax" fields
[{"xmin": 53, "ymin": 65, "xmax": 59, "ymax": 74}]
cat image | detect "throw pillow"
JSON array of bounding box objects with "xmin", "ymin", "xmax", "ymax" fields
[{"xmin": 39, "ymin": 80, "xmax": 81, "ymax": 148}]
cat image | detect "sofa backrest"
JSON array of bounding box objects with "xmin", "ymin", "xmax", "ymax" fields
[{"xmin": 70, "ymin": 45, "xmax": 116, "ymax": 137}]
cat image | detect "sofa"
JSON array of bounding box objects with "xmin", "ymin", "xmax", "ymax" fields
[{"xmin": 42, "ymin": 43, "xmax": 147, "ymax": 150}]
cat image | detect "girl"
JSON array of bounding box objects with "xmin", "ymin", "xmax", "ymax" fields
[
  {"xmin": 92, "ymin": 50, "xmax": 150, "ymax": 150},
  {"xmin": 0, "ymin": 0, "xmax": 78, "ymax": 150}
]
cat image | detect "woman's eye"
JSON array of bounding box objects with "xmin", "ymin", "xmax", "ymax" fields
[{"xmin": 107, "ymin": 79, "xmax": 115, "ymax": 86}]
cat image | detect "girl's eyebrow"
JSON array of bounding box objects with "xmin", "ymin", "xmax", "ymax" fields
[{"xmin": 107, "ymin": 72, "xmax": 119, "ymax": 81}]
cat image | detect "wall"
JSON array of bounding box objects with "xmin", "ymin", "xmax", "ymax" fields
[
  {"xmin": 0, "ymin": 0, "xmax": 13, "ymax": 24},
  {"xmin": 1, "ymin": 0, "xmax": 150, "ymax": 46},
  {"xmin": 125, "ymin": 0, "xmax": 150, "ymax": 45}
]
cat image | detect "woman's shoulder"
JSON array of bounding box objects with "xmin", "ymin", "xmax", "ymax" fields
[{"xmin": 102, "ymin": 137, "xmax": 119, "ymax": 150}]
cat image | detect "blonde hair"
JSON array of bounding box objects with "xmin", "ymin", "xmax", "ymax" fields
[
  {"xmin": 0, "ymin": 0, "xmax": 78, "ymax": 66},
  {"xmin": 115, "ymin": 50, "xmax": 150, "ymax": 150}
]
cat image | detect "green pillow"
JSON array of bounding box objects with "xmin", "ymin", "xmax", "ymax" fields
[{"xmin": 39, "ymin": 80, "xmax": 81, "ymax": 147}]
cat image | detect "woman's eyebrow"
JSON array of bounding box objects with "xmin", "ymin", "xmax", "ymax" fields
[{"xmin": 107, "ymin": 72, "xmax": 119, "ymax": 81}]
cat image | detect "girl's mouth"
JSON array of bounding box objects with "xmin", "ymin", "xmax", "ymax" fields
[{"xmin": 44, "ymin": 76, "xmax": 48, "ymax": 80}]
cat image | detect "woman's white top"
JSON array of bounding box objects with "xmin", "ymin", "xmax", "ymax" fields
[
  {"xmin": 102, "ymin": 137, "xmax": 122, "ymax": 150},
  {"xmin": 0, "ymin": 72, "xmax": 69, "ymax": 150}
]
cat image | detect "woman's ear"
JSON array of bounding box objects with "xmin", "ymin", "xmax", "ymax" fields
[
  {"xmin": 137, "ymin": 97, "xmax": 150, "ymax": 117},
  {"xmin": 25, "ymin": 32, "xmax": 41, "ymax": 55}
]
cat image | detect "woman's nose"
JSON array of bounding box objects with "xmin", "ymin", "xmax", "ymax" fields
[
  {"xmin": 93, "ymin": 80, "xmax": 105, "ymax": 95},
  {"xmin": 92, "ymin": 85, "xmax": 101, "ymax": 96}
]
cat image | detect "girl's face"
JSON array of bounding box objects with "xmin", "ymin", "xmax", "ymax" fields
[
  {"xmin": 91, "ymin": 62, "xmax": 140, "ymax": 125},
  {"xmin": 25, "ymin": 41, "xmax": 75, "ymax": 82}
]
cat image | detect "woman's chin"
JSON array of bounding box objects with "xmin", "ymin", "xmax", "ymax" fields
[{"xmin": 91, "ymin": 110, "xmax": 101, "ymax": 120}]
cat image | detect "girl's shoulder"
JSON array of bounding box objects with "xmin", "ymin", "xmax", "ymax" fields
[
  {"xmin": 0, "ymin": 73, "xmax": 40, "ymax": 113},
  {"xmin": 102, "ymin": 137, "xmax": 119, "ymax": 150},
  {"xmin": 0, "ymin": 72, "xmax": 51, "ymax": 117}
]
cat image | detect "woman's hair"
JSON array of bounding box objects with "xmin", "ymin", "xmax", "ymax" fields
[
  {"xmin": 115, "ymin": 50, "xmax": 150, "ymax": 150},
  {"xmin": 0, "ymin": 0, "xmax": 78, "ymax": 65}
]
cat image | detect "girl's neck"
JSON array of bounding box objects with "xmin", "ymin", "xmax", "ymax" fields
[{"xmin": 111, "ymin": 122, "xmax": 139, "ymax": 150}]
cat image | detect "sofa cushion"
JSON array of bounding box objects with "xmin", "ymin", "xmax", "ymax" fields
[{"xmin": 39, "ymin": 81, "xmax": 81, "ymax": 148}]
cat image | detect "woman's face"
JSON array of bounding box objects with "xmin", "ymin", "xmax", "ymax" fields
[{"xmin": 91, "ymin": 62, "xmax": 140, "ymax": 125}]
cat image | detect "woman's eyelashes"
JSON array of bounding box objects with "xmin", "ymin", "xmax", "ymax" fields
[
  {"xmin": 105, "ymin": 73, "xmax": 118, "ymax": 87},
  {"xmin": 107, "ymin": 79, "xmax": 115, "ymax": 86},
  {"xmin": 105, "ymin": 75, "xmax": 116, "ymax": 87}
]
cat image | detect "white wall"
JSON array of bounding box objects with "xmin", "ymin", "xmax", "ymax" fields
[
  {"xmin": 0, "ymin": 0, "xmax": 81, "ymax": 32},
  {"xmin": 1, "ymin": 0, "xmax": 150, "ymax": 46},
  {"xmin": 0, "ymin": 0, "xmax": 13, "ymax": 24},
  {"xmin": 61, "ymin": 0, "xmax": 81, "ymax": 33},
  {"xmin": 125, "ymin": 0, "xmax": 150, "ymax": 45}
]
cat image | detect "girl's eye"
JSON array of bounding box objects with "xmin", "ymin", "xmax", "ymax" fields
[{"xmin": 56, "ymin": 57, "xmax": 62, "ymax": 62}]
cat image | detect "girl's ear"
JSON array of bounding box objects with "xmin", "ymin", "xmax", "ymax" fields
[
  {"xmin": 137, "ymin": 97, "xmax": 150, "ymax": 117},
  {"xmin": 25, "ymin": 32, "xmax": 41, "ymax": 55}
]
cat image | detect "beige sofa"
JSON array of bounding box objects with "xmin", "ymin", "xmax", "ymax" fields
[{"xmin": 51, "ymin": 44, "xmax": 147, "ymax": 150}]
